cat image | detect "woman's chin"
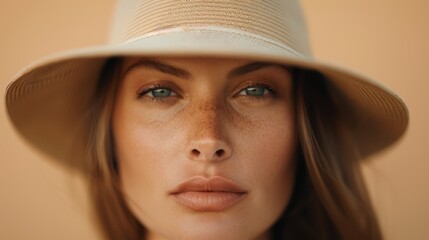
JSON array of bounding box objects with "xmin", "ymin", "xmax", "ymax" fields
[
  {"xmin": 148, "ymin": 227, "xmax": 267, "ymax": 240},
  {"xmin": 145, "ymin": 213, "xmax": 269, "ymax": 240}
]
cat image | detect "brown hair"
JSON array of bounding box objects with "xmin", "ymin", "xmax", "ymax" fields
[
  {"xmin": 86, "ymin": 58, "xmax": 145, "ymax": 239},
  {"xmin": 270, "ymin": 70, "xmax": 382, "ymax": 240},
  {"xmin": 86, "ymin": 59, "xmax": 383, "ymax": 240}
]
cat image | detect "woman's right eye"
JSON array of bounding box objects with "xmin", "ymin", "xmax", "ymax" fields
[{"xmin": 137, "ymin": 85, "xmax": 177, "ymax": 102}]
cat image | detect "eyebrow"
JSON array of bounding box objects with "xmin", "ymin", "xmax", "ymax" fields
[
  {"xmin": 123, "ymin": 59, "xmax": 287, "ymax": 79},
  {"xmin": 227, "ymin": 62, "xmax": 286, "ymax": 79},
  {"xmin": 123, "ymin": 59, "xmax": 191, "ymax": 79}
]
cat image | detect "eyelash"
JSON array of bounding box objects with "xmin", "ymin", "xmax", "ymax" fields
[
  {"xmin": 136, "ymin": 84, "xmax": 175, "ymax": 103},
  {"xmin": 136, "ymin": 82, "xmax": 276, "ymax": 103},
  {"xmin": 237, "ymin": 82, "xmax": 276, "ymax": 100}
]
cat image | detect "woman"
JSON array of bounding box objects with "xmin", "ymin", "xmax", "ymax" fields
[{"xmin": 5, "ymin": 0, "xmax": 408, "ymax": 239}]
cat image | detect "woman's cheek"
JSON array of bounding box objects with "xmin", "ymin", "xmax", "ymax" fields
[{"xmin": 243, "ymin": 106, "xmax": 296, "ymax": 200}]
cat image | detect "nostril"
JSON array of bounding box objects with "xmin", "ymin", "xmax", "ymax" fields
[
  {"xmin": 191, "ymin": 149, "xmax": 200, "ymax": 156},
  {"xmin": 215, "ymin": 149, "xmax": 225, "ymax": 157}
]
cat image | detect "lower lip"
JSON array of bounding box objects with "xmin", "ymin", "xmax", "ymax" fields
[{"xmin": 172, "ymin": 192, "xmax": 247, "ymax": 211}]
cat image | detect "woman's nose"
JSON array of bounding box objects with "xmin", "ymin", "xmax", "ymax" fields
[
  {"xmin": 185, "ymin": 101, "xmax": 232, "ymax": 163},
  {"xmin": 187, "ymin": 139, "xmax": 232, "ymax": 162}
]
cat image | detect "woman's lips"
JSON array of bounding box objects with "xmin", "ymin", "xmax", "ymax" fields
[{"xmin": 169, "ymin": 176, "xmax": 247, "ymax": 211}]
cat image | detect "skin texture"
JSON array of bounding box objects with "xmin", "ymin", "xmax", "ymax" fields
[{"xmin": 112, "ymin": 57, "xmax": 297, "ymax": 240}]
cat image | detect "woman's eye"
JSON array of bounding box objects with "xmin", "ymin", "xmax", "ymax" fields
[
  {"xmin": 137, "ymin": 86, "xmax": 177, "ymax": 100},
  {"xmin": 148, "ymin": 88, "xmax": 174, "ymax": 97},
  {"xmin": 238, "ymin": 85, "xmax": 274, "ymax": 97}
]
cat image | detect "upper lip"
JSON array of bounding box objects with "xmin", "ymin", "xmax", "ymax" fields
[{"xmin": 169, "ymin": 176, "xmax": 247, "ymax": 194}]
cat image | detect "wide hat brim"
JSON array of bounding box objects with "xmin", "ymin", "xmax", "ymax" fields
[{"xmin": 5, "ymin": 29, "xmax": 409, "ymax": 171}]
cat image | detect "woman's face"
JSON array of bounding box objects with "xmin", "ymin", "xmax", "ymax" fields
[{"xmin": 112, "ymin": 57, "xmax": 297, "ymax": 240}]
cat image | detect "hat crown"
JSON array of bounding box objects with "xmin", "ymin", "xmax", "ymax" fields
[{"xmin": 109, "ymin": 0, "xmax": 312, "ymax": 57}]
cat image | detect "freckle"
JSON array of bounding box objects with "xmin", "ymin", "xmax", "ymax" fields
[
  {"xmin": 189, "ymin": 101, "xmax": 213, "ymax": 131},
  {"xmin": 191, "ymin": 101, "xmax": 265, "ymax": 139}
]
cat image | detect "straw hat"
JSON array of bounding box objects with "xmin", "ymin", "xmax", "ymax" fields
[{"xmin": 5, "ymin": 0, "xmax": 408, "ymax": 170}]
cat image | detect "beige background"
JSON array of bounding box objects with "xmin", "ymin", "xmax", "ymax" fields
[{"xmin": 0, "ymin": 0, "xmax": 427, "ymax": 239}]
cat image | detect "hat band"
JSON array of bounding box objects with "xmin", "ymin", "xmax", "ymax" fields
[{"xmin": 119, "ymin": 26, "xmax": 309, "ymax": 59}]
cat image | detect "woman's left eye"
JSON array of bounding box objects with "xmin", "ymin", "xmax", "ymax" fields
[
  {"xmin": 147, "ymin": 88, "xmax": 174, "ymax": 98},
  {"xmin": 238, "ymin": 85, "xmax": 274, "ymax": 97}
]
